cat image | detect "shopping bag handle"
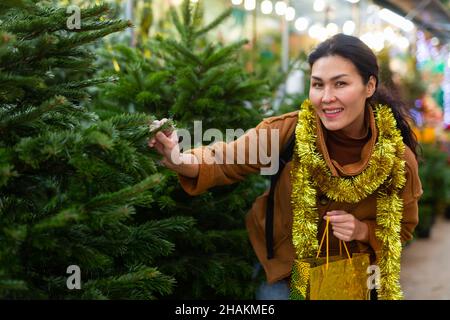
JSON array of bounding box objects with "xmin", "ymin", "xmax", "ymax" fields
[{"xmin": 316, "ymin": 218, "xmax": 352, "ymax": 270}]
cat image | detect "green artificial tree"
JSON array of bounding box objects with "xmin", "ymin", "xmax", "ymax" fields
[
  {"xmin": 377, "ymin": 48, "xmax": 396, "ymax": 90},
  {"xmin": 0, "ymin": 0, "xmax": 193, "ymax": 299},
  {"xmin": 91, "ymin": 0, "xmax": 272, "ymax": 299},
  {"xmin": 399, "ymin": 55, "xmax": 427, "ymax": 109},
  {"xmin": 416, "ymin": 143, "xmax": 449, "ymax": 238}
]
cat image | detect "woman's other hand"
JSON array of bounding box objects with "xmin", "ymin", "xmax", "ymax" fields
[{"xmin": 324, "ymin": 210, "xmax": 369, "ymax": 243}]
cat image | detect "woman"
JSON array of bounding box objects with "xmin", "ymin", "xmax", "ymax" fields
[{"xmin": 148, "ymin": 34, "xmax": 423, "ymax": 300}]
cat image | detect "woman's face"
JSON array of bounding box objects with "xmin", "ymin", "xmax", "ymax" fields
[{"xmin": 309, "ymin": 55, "xmax": 376, "ymax": 137}]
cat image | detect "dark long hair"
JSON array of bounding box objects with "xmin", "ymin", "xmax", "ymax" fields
[{"xmin": 308, "ymin": 33, "xmax": 419, "ymax": 159}]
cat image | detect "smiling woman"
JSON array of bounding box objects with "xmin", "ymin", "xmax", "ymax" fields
[
  {"xmin": 307, "ymin": 34, "xmax": 419, "ymax": 158},
  {"xmin": 149, "ymin": 33, "xmax": 423, "ymax": 300},
  {"xmin": 309, "ymin": 55, "xmax": 376, "ymax": 138}
]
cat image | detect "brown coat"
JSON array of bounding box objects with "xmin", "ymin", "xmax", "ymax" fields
[{"xmin": 178, "ymin": 107, "xmax": 423, "ymax": 284}]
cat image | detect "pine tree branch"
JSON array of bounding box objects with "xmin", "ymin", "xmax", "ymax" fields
[
  {"xmin": 169, "ymin": 6, "xmax": 186, "ymax": 44},
  {"xmin": 192, "ymin": 1, "xmax": 204, "ymax": 31},
  {"xmin": 36, "ymin": 55, "xmax": 95, "ymax": 71},
  {"xmin": 54, "ymin": 77, "xmax": 118, "ymax": 91},
  {"xmin": 85, "ymin": 174, "xmax": 164, "ymax": 210},
  {"xmin": 67, "ymin": 20, "xmax": 132, "ymax": 33},
  {"xmin": 181, "ymin": 0, "xmax": 192, "ymax": 29},
  {"xmin": 120, "ymin": 216, "xmax": 196, "ymax": 266},
  {"xmin": 87, "ymin": 205, "xmax": 136, "ymax": 229},
  {"xmin": 14, "ymin": 129, "xmax": 81, "ymax": 169},
  {"xmin": 43, "ymin": 88, "xmax": 90, "ymax": 103},
  {"xmin": 203, "ymin": 40, "xmax": 248, "ymax": 69},
  {"xmin": 108, "ymin": 113, "xmax": 151, "ymax": 131},
  {"xmin": 31, "ymin": 207, "xmax": 81, "ymax": 232},
  {"xmin": 0, "ymin": 279, "xmax": 28, "ymax": 294},
  {"xmin": 0, "ymin": 96, "xmax": 70, "ymax": 131},
  {"xmin": 71, "ymin": 3, "xmax": 110, "ymax": 20},
  {"xmin": 4, "ymin": 4, "xmax": 112, "ymax": 38},
  {"xmin": 161, "ymin": 39, "xmax": 203, "ymax": 66},
  {"xmin": 195, "ymin": 8, "xmax": 232, "ymax": 38},
  {"xmin": 82, "ymin": 266, "xmax": 175, "ymax": 299},
  {"xmin": 6, "ymin": 49, "xmax": 95, "ymax": 74},
  {"xmin": 199, "ymin": 68, "xmax": 224, "ymax": 90},
  {"xmin": 0, "ymin": 149, "xmax": 17, "ymax": 188},
  {"xmin": 0, "ymin": 73, "xmax": 43, "ymax": 103},
  {"xmin": 0, "ymin": 0, "xmax": 31, "ymax": 15},
  {"xmin": 56, "ymin": 21, "xmax": 132, "ymax": 50}
]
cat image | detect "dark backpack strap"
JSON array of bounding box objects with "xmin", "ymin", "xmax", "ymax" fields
[{"xmin": 265, "ymin": 131, "xmax": 296, "ymax": 259}]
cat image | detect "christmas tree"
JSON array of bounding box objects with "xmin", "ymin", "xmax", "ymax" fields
[
  {"xmin": 0, "ymin": 0, "xmax": 193, "ymax": 299},
  {"xmin": 91, "ymin": 0, "xmax": 271, "ymax": 298}
]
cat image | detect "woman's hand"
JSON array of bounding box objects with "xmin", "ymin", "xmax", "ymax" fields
[
  {"xmin": 148, "ymin": 119, "xmax": 199, "ymax": 178},
  {"xmin": 324, "ymin": 210, "xmax": 369, "ymax": 243},
  {"xmin": 148, "ymin": 118, "xmax": 180, "ymax": 167}
]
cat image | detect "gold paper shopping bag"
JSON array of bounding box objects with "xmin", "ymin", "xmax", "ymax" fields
[{"xmin": 290, "ymin": 219, "xmax": 371, "ymax": 300}]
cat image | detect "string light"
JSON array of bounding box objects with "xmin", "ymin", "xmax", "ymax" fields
[
  {"xmin": 309, "ymin": 23, "xmax": 327, "ymax": 41},
  {"xmin": 343, "ymin": 20, "xmax": 355, "ymax": 35},
  {"xmin": 295, "ymin": 17, "xmax": 309, "ymax": 32},
  {"xmin": 261, "ymin": 0, "xmax": 273, "ymax": 14},
  {"xmin": 378, "ymin": 8, "xmax": 414, "ymax": 32},
  {"xmin": 275, "ymin": 1, "xmax": 287, "ymax": 16},
  {"xmin": 285, "ymin": 6, "xmax": 296, "ymax": 21},
  {"xmin": 397, "ymin": 36, "xmax": 410, "ymax": 50},
  {"xmin": 326, "ymin": 23, "xmax": 338, "ymax": 36},
  {"xmin": 430, "ymin": 37, "xmax": 440, "ymax": 47},
  {"xmin": 313, "ymin": 0, "xmax": 326, "ymax": 12},
  {"xmin": 444, "ymin": 53, "xmax": 450, "ymax": 129},
  {"xmin": 360, "ymin": 32, "xmax": 385, "ymax": 52},
  {"xmin": 244, "ymin": 0, "xmax": 256, "ymax": 11},
  {"xmin": 383, "ymin": 26, "xmax": 396, "ymax": 44}
]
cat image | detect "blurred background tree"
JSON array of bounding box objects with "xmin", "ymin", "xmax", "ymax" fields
[{"xmin": 90, "ymin": 0, "xmax": 273, "ymax": 299}]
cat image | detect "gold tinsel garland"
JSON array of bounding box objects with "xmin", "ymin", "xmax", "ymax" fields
[{"xmin": 290, "ymin": 100, "xmax": 406, "ymax": 300}]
